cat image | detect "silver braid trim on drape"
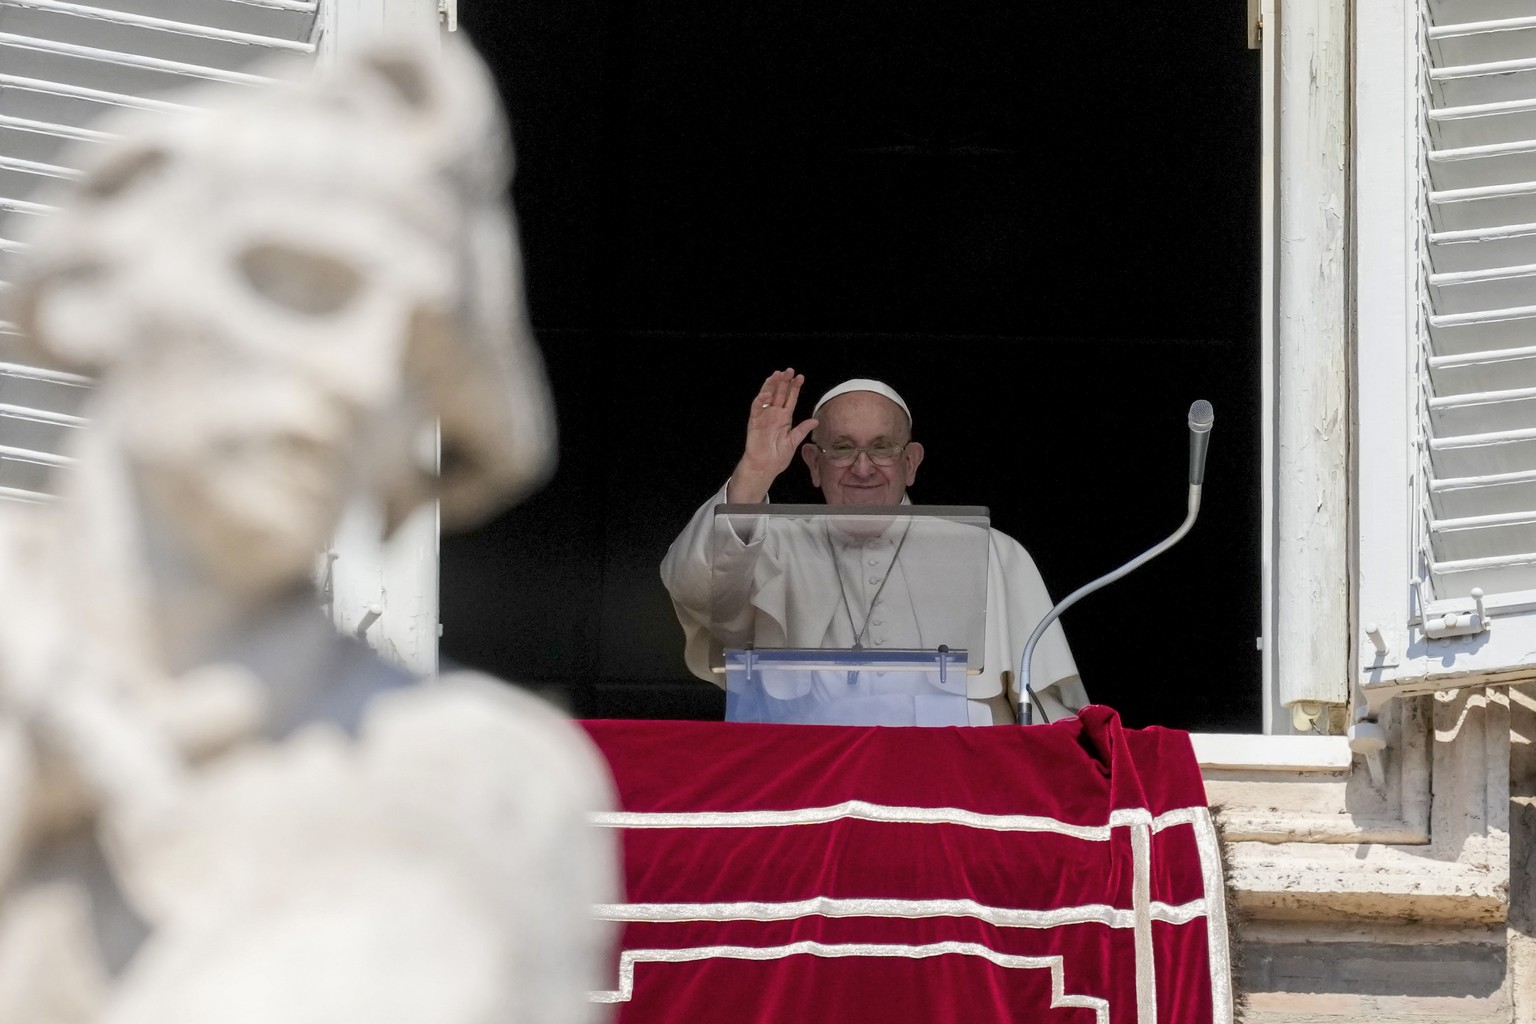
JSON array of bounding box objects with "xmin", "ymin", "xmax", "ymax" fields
[
  {"xmin": 590, "ymin": 942, "xmax": 1110, "ymax": 1021},
  {"xmin": 588, "ymin": 801, "xmax": 1234, "ymax": 1023}
]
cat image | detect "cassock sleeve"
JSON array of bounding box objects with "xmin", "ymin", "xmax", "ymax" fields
[{"xmin": 658, "ymin": 483, "xmax": 766, "ymax": 684}]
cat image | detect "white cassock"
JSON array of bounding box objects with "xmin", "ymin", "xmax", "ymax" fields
[{"xmin": 660, "ymin": 484, "xmax": 1088, "ymax": 725}]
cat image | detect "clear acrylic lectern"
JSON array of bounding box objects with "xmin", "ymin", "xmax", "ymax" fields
[{"xmin": 708, "ymin": 503, "xmax": 990, "ymax": 726}]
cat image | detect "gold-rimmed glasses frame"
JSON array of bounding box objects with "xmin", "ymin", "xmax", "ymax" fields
[{"xmin": 815, "ymin": 442, "xmax": 909, "ymax": 467}]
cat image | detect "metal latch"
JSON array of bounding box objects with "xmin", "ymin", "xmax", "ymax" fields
[{"xmin": 1416, "ymin": 583, "xmax": 1489, "ymax": 640}]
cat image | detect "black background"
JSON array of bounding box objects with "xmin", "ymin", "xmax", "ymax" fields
[{"xmin": 441, "ymin": 1, "xmax": 1264, "ymax": 733}]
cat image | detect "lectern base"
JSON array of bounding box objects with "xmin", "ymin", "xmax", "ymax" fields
[{"xmin": 723, "ymin": 648, "xmax": 971, "ymax": 726}]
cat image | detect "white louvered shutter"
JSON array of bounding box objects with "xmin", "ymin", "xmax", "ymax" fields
[
  {"xmin": 1400, "ymin": 0, "xmax": 1536, "ymax": 681},
  {"xmin": 1, "ymin": 0, "xmax": 450, "ymax": 676},
  {"xmin": 0, "ymin": 0, "xmax": 322, "ymax": 503}
]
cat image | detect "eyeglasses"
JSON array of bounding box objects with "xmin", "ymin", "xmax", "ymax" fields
[{"xmin": 816, "ymin": 442, "xmax": 908, "ymax": 467}]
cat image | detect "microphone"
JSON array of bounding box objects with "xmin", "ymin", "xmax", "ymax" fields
[
  {"xmin": 1189, "ymin": 399, "xmax": 1213, "ymax": 485},
  {"xmin": 1017, "ymin": 401, "xmax": 1214, "ymax": 725}
]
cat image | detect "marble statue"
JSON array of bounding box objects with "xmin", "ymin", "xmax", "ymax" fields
[{"xmin": 0, "ymin": 36, "xmax": 618, "ymax": 1024}]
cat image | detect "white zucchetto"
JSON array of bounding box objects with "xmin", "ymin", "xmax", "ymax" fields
[{"xmin": 811, "ymin": 378, "xmax": 912, "ymax": 427}]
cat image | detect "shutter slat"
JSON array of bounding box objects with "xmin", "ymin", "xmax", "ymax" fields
[
  {"xmin": 1431, "ymin": 19, "xmax": 1536, "ymax": 66},
  {"xmin": 0, "ymin": 410, "xmax": 77, "ymax": 455},
  {"xmin": 0, "ymin": 153, "xmax": 78, "ymax": 178},
  {"xmin": 1432, "ymin": 470, "xmax": 1536, "ymax": 518},
  {"xmin": 0, "ymin": 449, "xmax": 68, "ymax": 494},
  {"xmin": 1431, "ymin": 549, "xmax": 1536, "ymax": 578},
  {"xmin": 0, "ymin": 157, "xmax": 73, "ymax": 211},
  {"xmin": 1429, "ymin": 431, "xmax": 1536, "ymax": 482},
  {"xmin": 1429, "ymin": 140, "xmax": 1536, "ymax": 189},
  {"xmin": 1429, "ymin": 99, "xmax": 1536, "ymax": 148},
  {"xmin": 1428, "ymin": 0, "xmax": 1536, "ymax": 24},
  {"xmin": 0, "ymin": 70, "xmax": 198, "ymax": 113},
  {"xmin": 0, "ymin": 442, "xmax": 70, "ymax": 466},
  {"xmin": 1427, "ymin": 180, "xmax": 1536, "ymax": 231},
  {"xmin": 0, "ymin": 111, "xmax": 110, "ymax": 141},
  {"xmin": 33, "ymin": 0, "xmax": 321, "ymax": 42},
  {"xmin": 1, "ymin": 1, "xmax": 314, "ymax": 53},
  {"xmin": 1431, "ymin": 58, "xmax": 1536, "ymax": 108},
  {"xmin": 1430, "ymin": 222, "xmax": 1536, "ymax": 272},
  {"xmin": 1429, "ymin": 351, "xmax": 1536, "ymax": 394},
  {"xmin": 0, "ymin": 483, "xmax": 52, "ymax": 503},
  {"xmin": 0, "ymin": 35, "xmax": 276, "ymax": 91},
  {"xmin": 0, "ymin": 197, "xmax": 52, "ymax": 215},
  {"xmin": 1430, "ymin": 389, "xmax": 1536, "ymax": 435},
  {"xmin": 0, "ymin": 402, "xmax": 85, "ymax": 426},
  {"xmin": 1429, "ymin": 261, "xmax": 1536, "ymax": 313},
  {"xmin": 0, "ymin": 360, "xmax": 93, "ymax": 387}
]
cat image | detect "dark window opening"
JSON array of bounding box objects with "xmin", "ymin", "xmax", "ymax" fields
[{"xmin": 443, "ymin": 1, "xmax": 1263, "ymax": 733}]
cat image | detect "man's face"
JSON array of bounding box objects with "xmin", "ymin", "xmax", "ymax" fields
[{"xmin": 800, "ymin": 391, "xmax": 924, "ymax": 506}]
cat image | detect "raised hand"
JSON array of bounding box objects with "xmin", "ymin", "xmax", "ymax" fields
[{"xmin": 726, "ymin": 368, "xmax": 819, "ymax": 504}]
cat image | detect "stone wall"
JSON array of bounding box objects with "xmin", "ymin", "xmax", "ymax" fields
[{"xmin": 1202, "ymin": 687, "xmax": 1534, "ymax": 1021}]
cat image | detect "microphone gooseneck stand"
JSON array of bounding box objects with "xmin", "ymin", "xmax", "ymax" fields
[{"xmin": 1017, "ymin": 400, "xmax": 1214, "ymax": 725}]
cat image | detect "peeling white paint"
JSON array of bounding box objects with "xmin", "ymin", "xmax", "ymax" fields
[{"xmin": 1273, "ymin": 0, "xmax": 1352, "ymax": 714}]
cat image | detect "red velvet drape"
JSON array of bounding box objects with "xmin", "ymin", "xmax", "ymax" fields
[{"xmin": 580, "ymin": 706, "xmax": 1231, "ymax": 1024}]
